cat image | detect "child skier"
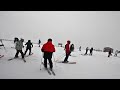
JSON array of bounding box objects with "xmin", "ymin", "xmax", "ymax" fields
[{"xmin": 24, "ymin": 40, "xmax": 33, "ymax": 55}]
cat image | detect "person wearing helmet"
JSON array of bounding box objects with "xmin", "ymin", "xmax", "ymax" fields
[
  {"xmin": 62, "ymin": 40, "xmax": 71, "ymax": 63},
  {"xmin": 41, "ymin": 38, "xmax": 55, "ymax": 70},
  {"xmin": 24, "ymin": 40, "xmax": 33, "ymax": 55}
]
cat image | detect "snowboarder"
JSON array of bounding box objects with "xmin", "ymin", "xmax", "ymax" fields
[
  {"xmin": 24, "ymin": 40, "xmax": 33, "ymax": 55},
  {"xmin": 79, "ymin": 46, "xmax": 81, "ymax": 51},
  {"xmin": 14, "ymin": 38, "xmax": 24, "ymax": 59},
  {"xmin": 41, "ymin": 38, "xmax": 55, "ymax": 70},
  {"xmin": 108, "ymin": 49, "xmax": 112, "ymax": 57},
  {"xmin": 84, "ymin": 47, "xmax": 89, "ymax": 55},
  {"xmin": 38, "ymin": 39, "xmax": 41, "ymax": 47},
  {"xmin": 89, "ymin": 47, "xmax": 93, "ymax": 56},
  {"xmin": 62, "ymin": 40, "xmax": 71, "ymax": 63}
]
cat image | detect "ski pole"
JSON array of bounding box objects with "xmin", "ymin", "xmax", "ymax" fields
[
  {"xmin": 53, "ymin": 53, "xmax": 57, "ymax": 67},
  {"xmin": 40, "ymin": 52, "xmax": 43, "ymax": 70},
  {"xmin": 40, "ymin": 58, "xmax": 42, "ymax": 70}
]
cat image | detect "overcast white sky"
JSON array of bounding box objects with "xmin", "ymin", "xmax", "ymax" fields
[{"xmin": 0, "ymin": 11, "xmax": 120, "ymax": 50}]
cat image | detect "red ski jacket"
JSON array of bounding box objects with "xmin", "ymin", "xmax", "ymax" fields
[
  {"xmin": 41, "ymin": 41, "xmax": 55, "ymax": 53},
  {"xmin": 65, "ymin": 43, "xmax": 70, "ymax": 54}
]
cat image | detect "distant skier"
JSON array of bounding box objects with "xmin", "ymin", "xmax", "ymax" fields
[
  {"xmin": 41, "ymin": 38, "xmax": 55, "ymax": 70},
  {"xmin": 114, "ymin": 50, "xmax": 119, "ymax": 57},
  {"xmin": 38, "ymin": 39, "xmax": 41, "ymax": 47},
  {"xmin": 89, "ymin": 47, "xmax": 93, "ymax": 56},
  {"xmin": 108, "ymin": 49, "xmax": 112, "ymax": 57},
  {"xmin": 24, "ymin": 40, "xmax": 33, "ymax": 55},
  {"xmin": 84, "ymin": 47, "xmax": 89, "ymax": 55},
  {"xmin": 14, "ymin": 38, "xmax": 25, "ymax": 60},
  {"xmin": 62, "ymin": 40, "xmax": 71, "ymax": 63},
  {"xmin": 79, "ymin": 46, "xmax": 81, "ymax": 51}
]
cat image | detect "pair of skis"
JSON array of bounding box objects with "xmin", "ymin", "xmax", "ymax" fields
[
  {"xmin": 55, "ymin": 61, "xmax": 76, "ymax": 64},
  {"xmin": 8, "ymin": 57, "xmax": 26, "ymax": 62},
  {"xmin": 45, "ymin": 68, "xmax": 56, "ymax": 76},
  {"xmin": 41, "ymin": 62, "xmax": 56, "ymax": 76},
  {"xmin": 8, "ymin": 53, "xmax": 33, "ymax": 62}
]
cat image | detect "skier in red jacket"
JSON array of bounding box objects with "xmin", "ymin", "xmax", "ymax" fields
[
  {"xmin": 41, "ymin": 38, "xmax": 55, "ymax": 70},
  {"xmin": 62, "ymin": 40, "xmax": 71, "ymax": 63}
]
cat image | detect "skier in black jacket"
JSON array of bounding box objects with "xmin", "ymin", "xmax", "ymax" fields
[
  {"xmin": 108, "ymin": 49, "xmax": 112, "ymax": 57},
  {"xmin": 84, "ymin": 47, "xmax": 89, "ymax": 55},
  {"xmin": 24, "ymin": 40, "xmax": 33, "ymax": 55},
  {"xmin": 38, "ymin": 39, "xmax": 41, "ymax": 47},
  {"xmin": 89, "ymin": 47, "xmax": 93, "ymax": 56}
]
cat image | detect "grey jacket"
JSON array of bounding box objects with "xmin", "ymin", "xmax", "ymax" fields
[{"xmin": 15, "ymin": 40, "xmax": 23, "ymax": 50}]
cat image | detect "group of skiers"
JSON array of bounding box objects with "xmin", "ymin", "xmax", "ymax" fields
[
  {"xmin": 84, "ymin": 47, "xmax": 94, "ymax": 56},
  {"xmin": 14, "ymin": 38, "xmax": 33, "ymax": 61},
  {"xmin": 41, "ymin": 39, "xmax": 75, "ymax": 69},
  {"xmin": 108, "ymin": 50, "xmax": 120, "ymax": 57},
  {"xmin": 13, "ymin": 38, "xmax": 75, "ymax": 70},
  {"xmin": 8, "ymin": 37, "xmax": 120, "ymax": 70}
]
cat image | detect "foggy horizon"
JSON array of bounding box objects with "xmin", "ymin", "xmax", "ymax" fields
[{"xmin": 0, "ymin": 11, "xmax": 120, "ymax": 50}]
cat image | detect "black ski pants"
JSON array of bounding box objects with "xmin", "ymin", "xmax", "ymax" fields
[
  {"xmin": 24, "ymin": 48, "xmax": 31, "ymax": 55},
  {"xmin": 15, "ymin": 50, "xmax": 24, "ymax": 58},
  {"xmin": 43, "ymin": 52, "xmax": 53, "ymax": 69}
]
